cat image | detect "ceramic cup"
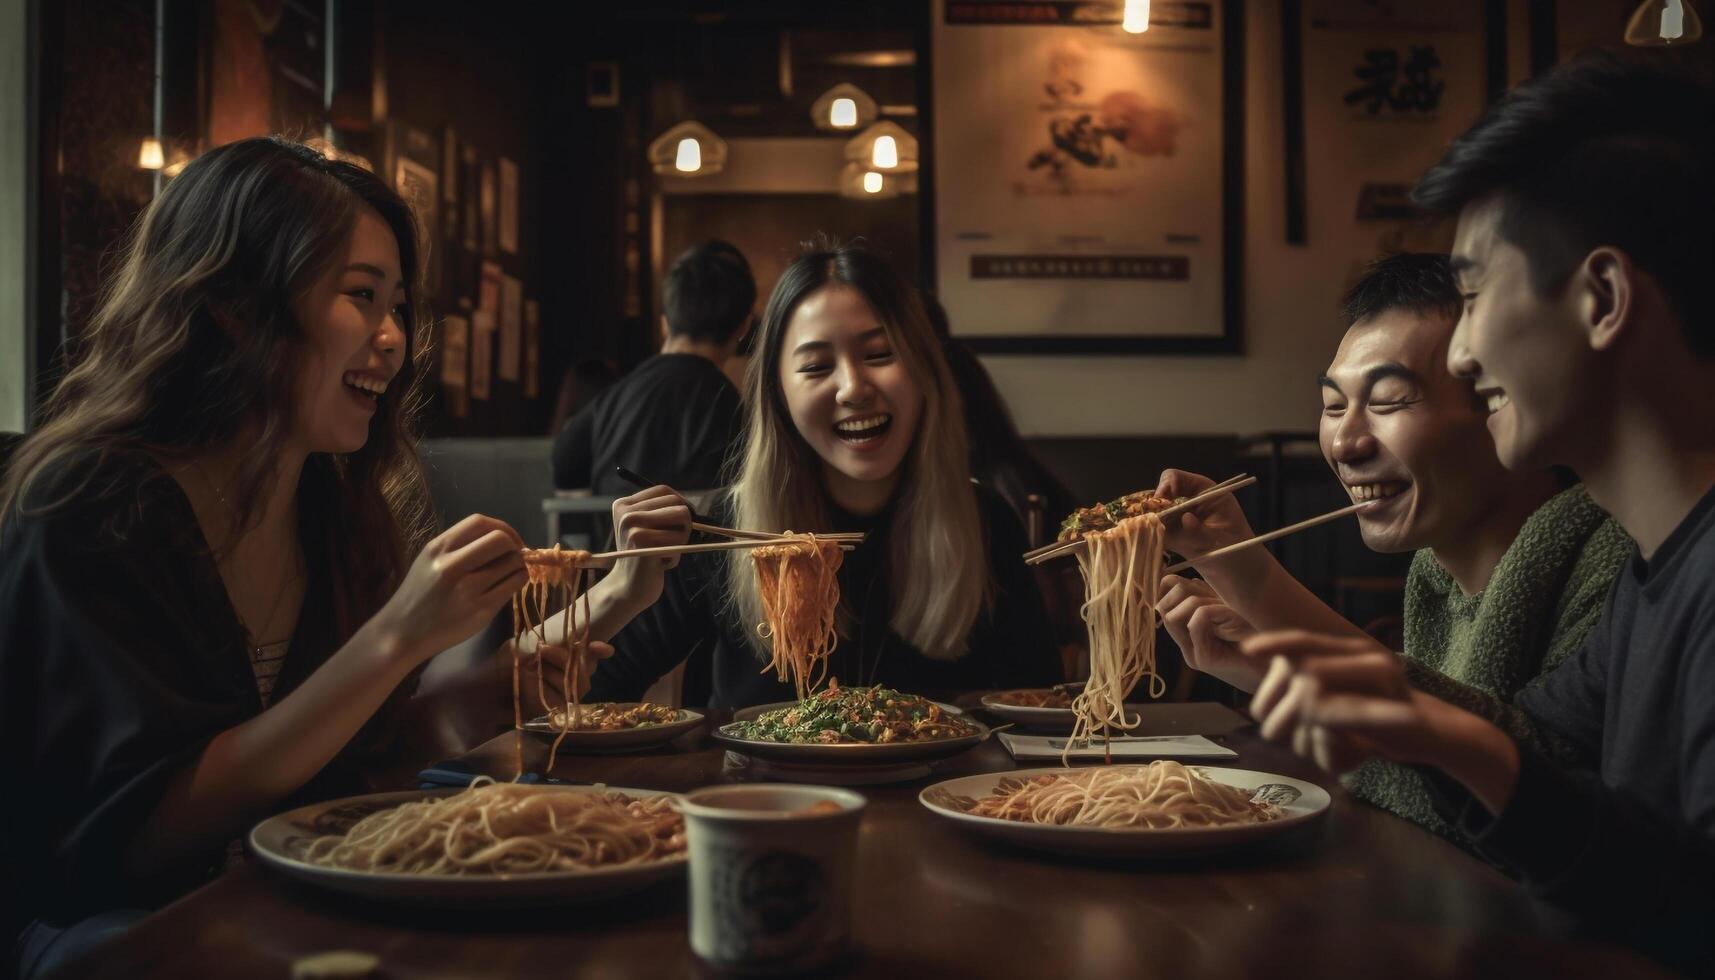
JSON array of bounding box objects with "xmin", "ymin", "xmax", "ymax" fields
[{"xmin": 680, "ymin": 784, "xmax": 867, "ymax": 974}]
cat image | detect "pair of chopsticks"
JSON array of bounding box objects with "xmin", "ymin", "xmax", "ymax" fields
[
  {"xmin": 575, "ymin": 535, "xmax": 859, "ymax": 571},
  {"xmin": 1023, "ymin": 474, "xmax": 1258, "ymax": 566},
  {"xmin": 610, "ymin": 465, "xmax": 861, "ymax": 541},
  {"xmin": 1160, "ymin": 500, "xmax": 1370, "ymax": 574}
]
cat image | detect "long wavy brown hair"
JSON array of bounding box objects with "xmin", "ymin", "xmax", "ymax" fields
[
  {"xmin": 725, "ymin": 239, "xmax": 987, "ymax": 661},
  {"xmin": 0, "ymin": 136, "xmax": 435, "ymax": 638}
]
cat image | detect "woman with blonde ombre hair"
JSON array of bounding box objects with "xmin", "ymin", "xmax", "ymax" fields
[{"xmin": 587, "ymin": 239, "xmax": 1059, "ymax": 707}]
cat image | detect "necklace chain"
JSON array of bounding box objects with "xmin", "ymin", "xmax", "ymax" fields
[{"xmin": 191, "ymin": 460, "xmax": 303, "ymax": 651}]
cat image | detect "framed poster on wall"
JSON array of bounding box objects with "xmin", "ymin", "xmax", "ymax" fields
[
  {"xmin": 1294, "ymin": 0, "xmax": 1494, "ymax": 268},
  {"xmin": 931, "ymin": 0, "xmax": 1243, "ymax": 353}
]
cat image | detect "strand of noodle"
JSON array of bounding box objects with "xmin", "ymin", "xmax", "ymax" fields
[
  {"xmin": 753, "ymin": 534, "xmax": 842, "ymax": 699},
  {"xmin": 511, "ymin": 548, "xmax": 593, "ymax": 779},
  {"xmin": 511, "ymin": 591, "xmax": 525, "ymax": 778},
  {"xmin": 1065, "ymin": 513, "xmax": 1166, "ymax": 764},
  {"xmin": 545, "ymin": 566, "xmax": 591, "ymax": 774}
]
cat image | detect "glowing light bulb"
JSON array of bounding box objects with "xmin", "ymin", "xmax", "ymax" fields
[
  {"xmin": 675, "ymin": 138, "xmax": 701, "ymax": 173},
  {"xmin": 831, "ymin": 98, "xmax": 858, "ymax": 128},
  {"xmin": 872, "ymin": 135, "xmax": 898, "ymax": 169},
  {"xmin": 138, "ymin": 138, "xmax": 164, "ymax": 170},
  {"xmin": 1123, "ymin": 0, "xmax": 1150, "ymax": 33},
  {"xmin": 1625, "ymin": 0, "xmax": 1704, "ymax": 44},
  {"xmin": 1664, "ymin": 0, "xmax": 1688, "ymax": 36},
  {"xmin": 862, "ymin": 171, "xmax": 883, "ymax": 194}
]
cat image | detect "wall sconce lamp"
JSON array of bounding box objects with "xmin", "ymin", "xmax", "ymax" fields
[
  {"xmin": 811, "ymin": 83, "xmax": 878, "ymax": 131},
  {"xmin": 1122, "ymin": 0, "xmax": 1150, "ymax": 33},
  {"xmin": 1625, "ymin": 0, "xmax": 1703, "ymax": 44},
  {"xmin": 838, "ymin": 162, "xmax": 900, "ymax": 200},
  {"xmin": 138, "ymin": 137, "xmax": 165, "ymax": 170},
  {"xmin": 649, "ymin": 121, "xmax": 728, "ymax": 176},
  {"xmin": 845, "ymin": 121, "xmax": 918, "ymax": 174}
]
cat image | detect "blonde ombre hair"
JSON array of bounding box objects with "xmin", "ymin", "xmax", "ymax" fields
[{"xmin": 724, "ymin": 240, "xmax": 987, "ymax": 662}]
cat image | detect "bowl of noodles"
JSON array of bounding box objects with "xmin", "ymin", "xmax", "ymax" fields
[
  {"xmin": 918, "ymin": 762, "xmax": 1330, "ymax": 857},
  {"xmin": 249, "ymin": 779, "xmax": 688, "ymax": 906},
  {"xmin": 979, "ymin": 689, "xmax": 1159, "ymax": 732},
  {"xmin": 711, "ymin": 683, "xmax": 990, "ymax": 765},
  {"xmin": 520, "ymin": 702, "xmax": 705, "ymax": 752}
]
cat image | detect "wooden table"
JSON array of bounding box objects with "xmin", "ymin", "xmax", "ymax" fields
[{"xmin": 63, "ymin": 714, "xmax": 1672, "ymax": 979}]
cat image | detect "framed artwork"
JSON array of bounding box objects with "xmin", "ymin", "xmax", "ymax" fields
[
  {"xmin": 470, "ymin": 310, "xmax": 494, "ymax": 401},
  {"xmin": 461, "ymin": 144, "xmax": 480, "ymax": 252},
  {"xmin": 931, "ymin": 0, "xmax": 1244, "ymax": 353},
  {"xmin": 480, "ymin": 164, "xmax": 498, "ymax": 257},
  {"xmin": 387, "ymin": 122, "xmax": 441, "ymax": 293},
  {"xmin": 440, "ymin": 313, "xmax": 469, "ymax": 389},
  {"xmin": 499, "ymin": 274, "xmax": 522, "ymax": 383},
  {"xmin": 441, "ymin": 127, "xmax": 460, "ymax": 243},
  {"xmin": 524, "ymin": 299, "xmax": 540, "ymax": 399},
  {"xmin": 1288, "ymin": 0, "xmax": 1495, "ymax": 262},
  {"xmin": 498, "ymin": 157, "xmax": 519, "ymax": 255}
]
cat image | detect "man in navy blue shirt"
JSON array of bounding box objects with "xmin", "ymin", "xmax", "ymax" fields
[{"xmin": 1235, "ymin": 54, "xmax": 1715, "ymax": 972}]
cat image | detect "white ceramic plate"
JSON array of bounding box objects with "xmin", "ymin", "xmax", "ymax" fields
[
  {"xmin": 979, "ymin": 690, "xmax": 1096, "ymax": 729},
  {"xmin": 710, "ymin": 699, "xmax": 987, "ymax": 765},
  {"xmin": 519, "ymin": 704, "xmax": 705, "ymax": 752},
  {"xmin": 919, "ymin": 766, "xmax": 1330, "ymax": 857},
  {"xmin": 249, "ymin": 785, "xmax": 687, "ymax": 907}
]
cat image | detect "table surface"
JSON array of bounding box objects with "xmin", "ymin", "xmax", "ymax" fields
[{"xmin": 63, "ymin": 707, "xmax": 1673, "ymax": 980}]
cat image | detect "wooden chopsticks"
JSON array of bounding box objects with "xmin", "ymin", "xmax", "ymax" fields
[
  {"xmin": 692, "ymin": 522, "xmax": 863, "ymax": 544},
  {"xmin": 579, "ymin": 536, "xmax": 858, "ymax": 570},
  {"xmin": 1023, "ymin": 474, "xmax": 1257, "ymax": 566},
  {"xmin": 1161, "ymin": 501, "xmax": 1370, "ymax": 574},
  {"xmin": 611, "ymin": 465, "xmax": 863, "ymax": 544}
]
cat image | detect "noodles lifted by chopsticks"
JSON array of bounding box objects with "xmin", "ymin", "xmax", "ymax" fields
[
  {"xmin": 1067, "ymin": 511, "xmax": 1167, "ymax": 764},
  {"xmin": 515, "ymin": 545, "xmax": 593, "ymax": 775},
  {"xmin": 1058, "ymin": 489, "xmax": 1174, "ymax": 541},
  {"xmin": 956, "ymin": 762, "xmax": 1281, "ymax": 829},
  {"xmin": 751, "ymin": 533, "xmax": 843, "ymax": 699},
  {"xmin": 302, "ymin": 777, "xmax": 685, "ymax": 875}
]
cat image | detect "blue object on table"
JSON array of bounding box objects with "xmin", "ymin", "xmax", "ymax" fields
[{"xmin": 416, "ymin": 758, "xmax": 571, "ymax": 789}]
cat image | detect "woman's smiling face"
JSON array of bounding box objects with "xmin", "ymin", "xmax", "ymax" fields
[
  {"xmin": 777, "ymin": 284, "xmax": 924, "ymax": 512},
  {"xmin": 290, "ymin": 206, "xmax": 408, "ymax": 455}
]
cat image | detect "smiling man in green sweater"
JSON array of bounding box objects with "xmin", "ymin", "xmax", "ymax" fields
[{"xmin": 1153, "ymin": 252, "xmax": 1631, "ymax": 842}]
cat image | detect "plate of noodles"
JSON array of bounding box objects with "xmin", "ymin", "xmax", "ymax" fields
[
  {"xmin": 918, "ymin": 762, "xmax": 1330, "ymax": 857},
  {"xmin": 710, "ymin": 683, "xmax": 989, "ymax": 765},
  {"xmin": 520, "ymin": 702, "xmax": 705, "ymax": 751},
  {"xmin": 249, "ymin": 778, "xmax": 688, "ymax": 906},
  {"xmin": 979, "ymin": 689, "xmax": 1153, "ymax": 730}
]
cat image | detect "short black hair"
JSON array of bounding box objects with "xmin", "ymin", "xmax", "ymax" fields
[
  {"xmin": 1341, "ymin": 253, "xmax": 1461, "ymax": 328},
  {"xmin": 662, "ymin": 240, "xmax": 757, "ymax": 344},
  {"xmin": 1413, "ymin": 52, "xmax": 1715, "ymax": 357}
]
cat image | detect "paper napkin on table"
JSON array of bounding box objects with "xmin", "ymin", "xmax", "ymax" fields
[{"xmin": 998, "ymin": 732, "xmax": 1238, "ymax": 762}]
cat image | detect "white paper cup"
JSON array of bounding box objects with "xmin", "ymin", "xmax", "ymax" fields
[{"xmin": 681, "ymin": 784, "xmax": 867, "ymax": 974}]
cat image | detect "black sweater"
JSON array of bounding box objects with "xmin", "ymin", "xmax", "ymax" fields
[
  {"xmin": 589, "ymin": 485, "xmax": 1060, "ymax": 708},
  {"xmin": 551, "ymin": 354, "xmax": 742, "ymax": 495},
  {"xmin": 1, "ymin": 450, "xmax": 407, "ymax": 944},
  {"xmin": 1430, "ymin": 482, "xmax": 1715, "ymax": 973}
]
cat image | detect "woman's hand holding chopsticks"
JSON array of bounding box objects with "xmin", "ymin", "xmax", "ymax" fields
[{"xmin": 607, "ymin": 484, "xmax": 694, "ymax": 606}]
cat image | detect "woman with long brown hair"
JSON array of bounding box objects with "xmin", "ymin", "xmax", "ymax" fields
[
  {"xmin": 582, "ymin": 239, "xmax": 1059, "ymax": 707},
  {"xmin": 0, "ymin": 137, "xmax": 684, "ymax": 976}
]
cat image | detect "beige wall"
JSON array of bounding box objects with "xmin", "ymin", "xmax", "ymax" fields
[
  {"xmin": 980, "ymin": 0, "xmax": 1534, "ymax": 437},
  {"xmin": 1, "ymin": 0, "xmax": 27, "ymax": 434}
]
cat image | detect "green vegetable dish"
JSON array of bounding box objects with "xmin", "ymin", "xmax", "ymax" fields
[{"xmin": 727, "ymin": 683, "xmax": 979, "ymax": 745}]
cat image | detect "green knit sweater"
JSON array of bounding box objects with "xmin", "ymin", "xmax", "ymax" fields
[{"xmin": 1341, "ymin": 485, "xmax": 1633, "ymax": 842}]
